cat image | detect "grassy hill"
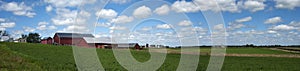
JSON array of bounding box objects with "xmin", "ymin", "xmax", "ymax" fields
[{"xmin": 0, "ymin": 42, "xmax": 300, "ymax": 71}]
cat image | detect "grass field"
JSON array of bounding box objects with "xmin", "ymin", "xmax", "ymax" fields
[
  {"xmin": 167, "ymin": 47, "xmax": 296, "ymax": 54},
  {"xmin": 1, "ymin": 42, "xmax": 300, "ymax": 71}
]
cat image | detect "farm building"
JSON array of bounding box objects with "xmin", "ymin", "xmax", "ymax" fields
[
  {"xmin": 16, "ymin": 38, "xmax": 26, "ymax": 43},
  {"xmin": 79, "ymin": 37, "xmax": 141, "ymax": 49},
  {"xmin": 52, "ymin": 33, "xmax": 141, "ymax": 49},
  {"xmin": 53, "ymin": 33, "xmax": 94, "ymax": 45},
  {"xmin": 41, "ymin": 37, "xmax": 53, "ymax": 44}
]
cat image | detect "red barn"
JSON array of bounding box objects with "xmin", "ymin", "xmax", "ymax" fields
[
  {"xmin": 53, "ymin": 33, "xmax": 94, "ymax": 45},
  {"xmin": 41, "ymin": 37, "xmax": 53, "ymax": 44}
]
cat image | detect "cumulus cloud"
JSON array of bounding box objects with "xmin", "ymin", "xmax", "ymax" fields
[
  {"xmin": 51, "ymin": 8, "xmax": 77, "ymax": 25},
  {"xmin": 271, "ymin": 24, "xmax": 296, "ymax": 31},
  {"xmin": 275, "ymin": 0, "xmax": 300, "ymax": 9},
  {"xmin": 235, "ymin": 16, "xmax": 252, "ymax": 23},
  {"xmin": 23, "ymin": 27, "xmax": 35, "ymax": 32},
  {"xmin": 95, "ymin": 9, "xmax": 118, "ymax": 19},
  {"xmin": 46, "ymin": 5, "xmax": 53, "ymax": 12},
  {"xmin": 264, "ymin": 17, "xmax": 283, "ymax": 24},
  {"xmin": 240, "ymin": 0, "xmax": 266, "ymax": 12},
  {"xmin": 111, "ymin": 15, "xmax": 134, "ymax": 24},
  {"xmin": 154, "ymin": 4, "xmax": 170, "ymax": 15},
  {"xmin": 0, "ymin": 2, "xmax": 36, "ymax": 17},
  {"xmin": 36, "ymin": 22, "xmax": 56, "ymax": 31},
  {"xmin": 171, "ymin": 1, "xmax": 199, "ymax": 13},
  {"xmin": 0, "ymin": 18, "xmax": 5, "ymax": 22},
  {"xmin": 156, "ymin": 24, "xmax": 172, "ymax": 29},
  {"xmin": 48, "ymin": 25, "xmax": 57, "ymax": 30},
  {"xmin": 228, "ymin": 22, "xmax": 246, "ymax": 31},
  {"xmin": 194, "ymin": 0, "xmax": 240, "ymax": 12},
  {"xmin": 0, "ymin": 22, "xmax": 16, "ymax": 28},
  {"xmin": 171, "ymin": 0, "xmax": 266, "ymax": 13},
  {"xmin": 178, "ymin": 20, "xmax": 192, "ymax": 26},
  {"xmin": 109, "ymin": 26, "xmax": 127, "ymax": 30},
  {"xmin": 111, "ymin": 0, "xmax": 131, "ymax": 4},
  {"xmin": 133, "ymin": 5, "xmax": 152, "ymax": 18},
  {"xmin": 59, "ymin": 25, "xmax": 89, "ymax": 33},
  {"xmin": 44, "ymin": 0, "xmax": 96, "ymax": 8}
]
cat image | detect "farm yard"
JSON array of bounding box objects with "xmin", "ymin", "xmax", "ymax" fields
[{"xmin": 1, "ymin": 42, "xmax": 300, "ymax": 71}]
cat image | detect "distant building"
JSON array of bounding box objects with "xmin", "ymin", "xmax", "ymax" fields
[
  {"xmin": 80, "ymin": 37, "xmax": 141, "ymax": 49},
  {"xmin": 53, "ymin": 33, "xmax": 94, "ymax": 45},
  {"xmin": 41, "ymin": 37, "xmax": 53, "ymax": 44},
  {"xmin": 52, "ymin": 32, "xmax": 141, "ymax": 49},
  {"xmin": 18, "ymin": 38, "xmax": 27, "ymax": 43}
]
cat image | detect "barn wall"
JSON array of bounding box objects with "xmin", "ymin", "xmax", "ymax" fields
[
  {"xmin": 41, "ymin": 40, "xmax": 47, "ymax": 44},
  {"xmin": 53, "ymin": 34, "xmax": 60, "ymax": 44},
  {"xmin": 47, "ymin": 39, "xmax": 53, "ymax": 44}
]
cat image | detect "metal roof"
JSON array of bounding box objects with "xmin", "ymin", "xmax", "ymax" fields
[
  {"xmin": 83, "ymin": 37, "xmax": 138, "ymax": 47},
  {"xmin": 55, "ymin": 33, "xmax": 94, "ymax": 38},
  {"xmin": 83, "ymin": 37, "xmax": 112, "ymax": 43}
]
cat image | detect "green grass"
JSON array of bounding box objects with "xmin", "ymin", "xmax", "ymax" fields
[
  {"xmin": 168, "ymin": 47, "xmax": 296, "ymax": 54},
  {"xmin": 1, "ymin": 42, "xmax": 300, "ymax": 71}
]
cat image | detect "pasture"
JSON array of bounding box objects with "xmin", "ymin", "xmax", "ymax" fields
[{"xmin": 0, "ymin": 42, "xmax": 300, "ymax": 71}]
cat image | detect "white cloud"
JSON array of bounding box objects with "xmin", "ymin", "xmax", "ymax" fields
[
  {"xmin": 12, "ymin": 30, "xmax": 24, "ymax": 35},
  {"xmin": 52, "ymin": 18, "xmax": 74, "ymax": 25},
  {"xmin": 133, "ymin": 5, "xmax": 152, "ymax": 18},
  {"xmin": 111, "ymin": 15, "xmax": 134, "ymax": 24},
  {"xmin": 48, "ymin": 25, "xmax": 57, "ymax": 30},
  {"xmin": 272, "ymin": 24, "xmax": 296, "ymax": 31},
  {"xmin": 267, "ymin": 30, "xmax": 277, "ymax": 34},
  {"xmin": 37, "ymin": 25, "xmax": 47, "ymax": 30},
  {"xmin": 37, "ymin": 22, "xmax": 51, "ymax": 30},
  {"xmin": 95, "ymin": 9, "xmax": 118, "ymax": 19},
  {"xmin": 60, "ymin": 25, "xmax": 89, "ymax": 33},
  {"xmin": 109, "ymin": 26, "xmax": 127, "ymax": 30},
  {"xmin": 46, "ymin": 5, "xmax": 53, "ymax": 12},
  {"xmin": 235, "ymin": 16, "xmax": 252, "ymax": 23},
  {"xmin": 44, "ymin": 0, "xmax": 96, "ymax": 8},
  {"xmin": 0, "ymin": 2, "xmax": 36, "ymax": 17},
  {"xmin": 0, "ymin": 22, "xmax": 16, "ymax": 28},
  {"xmin": 264, "ymin": 17, "xmax": 283, "ymax": 24},
  {"xmin": 38, "ymin": 22, "xmax": 49, "ymax": 26},
  {"xmin": 178, "ymin": 20, "xmax": 192, "ymax": 26},
  {"xmin": 156, "ymin": 24, "xmax": 172, "ymax": 29},
  {"xmin": 0, "ymin": 27, "xmax": 5, "ymax": 30},
  {"xmin": 111, "ymin": 0, "xmax": 131, "ymax": 4},
  {"xmin": 275, "ymin": 0, "xmax": 300, "ymax": 9},
  {"xmin": 51, "ymin": 8, "xmax": 77, "ymax": 25},
  {"xmin": 0, "ymin": 18, "xmax": 5, "ymax": 22},
  {"xmin": 154, "ymin": 4, "xmax": 170, "ymax": 15},
  {"xmin": 194, "ymin": 0, "xmax": 240, "ymax": 12},
  {"xmin": 23, "ymin": 27, "xmax": 35, "ymax": 32},
  {"xmin": 240, "ymin": 0, "xmax": 266, "ymax": 12},
  {"xmin": 141, "ymin": 27, "xmax": 152, "ymax": 31},
  {"xmin": 171, "ymin": 1, "xmax": 199, "ymax": 13},
  {"xmin": 228, "ymin": 22, "xmax": 246, "ymax": 31}
]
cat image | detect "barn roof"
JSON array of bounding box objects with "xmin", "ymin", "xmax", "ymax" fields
[
  {"xmin": 83, "ymin": 37, "xmax": 112, "ymax": 43},
  {"xmin": 83, "ymin": 37, "xmax": 138, "ymax": 47},
  {"xmin": 55, "ymin": 33, "xmax": 94, "ymax": 38}
]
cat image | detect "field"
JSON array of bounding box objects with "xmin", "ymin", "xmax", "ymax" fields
[{"xmin": 1, "ymin": 42, "xmax": 300, "ymax": 71}]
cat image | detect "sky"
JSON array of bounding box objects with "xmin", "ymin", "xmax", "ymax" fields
[{"xmin": 0, "ymin": 0, "xmax": 300, "ymax": 46}]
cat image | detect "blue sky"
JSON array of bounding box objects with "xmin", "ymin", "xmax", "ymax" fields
[{"xmin": 0, "ymin": 0, "xmax": 300, "ymax": 46}]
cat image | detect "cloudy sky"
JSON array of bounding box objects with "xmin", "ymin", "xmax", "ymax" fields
[{"xmin": 0, "ymin": 0, "xmax": 300, "ymax": 46}]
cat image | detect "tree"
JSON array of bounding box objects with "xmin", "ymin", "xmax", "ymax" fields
[
  {"xmin": 21, "ymin": 34, "xmax": 28, "ymax": 39},
  {"xmin": 26, "ymin": 33, "xmax": 41, "ymax": 43},
  {"xmin": 0, "ymin": 30, "xmax": 9, "ymax": 36}
]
